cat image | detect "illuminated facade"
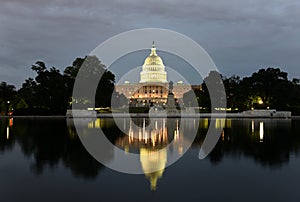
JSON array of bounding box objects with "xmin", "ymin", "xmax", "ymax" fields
[{"xmin": 115, "ymin": 42, "xmax": 193, "ymax": 107}]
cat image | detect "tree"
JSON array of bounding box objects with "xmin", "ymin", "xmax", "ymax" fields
[
  {"xmin": 111, "ymin": 92, "xmax": 128, "ymax": 108},
  {"xmin": 64, "ymin": 56, "xmax": 115, "ymax": 108},
  {"xmin": 16, "ymin": 98, "xmax": 29, "ymax": 109},
  {"xmin": 14, "ymin": 55, "xmax": 116, "ymax": 115},
  {"xmin": 240, "ymin": 68, "xmax": 296, "ymax": 110},
  {"xmin": 18, "ymin": 61, "xmax": 69, "ymax": 115},
  {"xmin": 17, "ymin": 78, "xmax": 37, "ymax": 112},
  {"xmin": 183, "ymin": 71, "xmax": 225, "ymax": 112},
  {"xmin": 0, "ymin": 82, "xmax": 16, "ymax": 99},
  {"xmin": 202, "ymin": 71, "xmax": 226, "ymax": 112},
  {"xmin": 0, "ymin": 82, "xmax": 16, "ymax": 114},
  {"xmin": 223, "ymin": 76, "xmax": 242, "ymax": 111}
]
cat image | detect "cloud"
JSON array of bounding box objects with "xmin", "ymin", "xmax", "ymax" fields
[{"xmin": 0, "ymin": 0, "xmax": 300, "ymax": 87}]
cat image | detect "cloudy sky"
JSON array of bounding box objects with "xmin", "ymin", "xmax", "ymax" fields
[{"xmin": 1, "ymin": 0, "xmax": 300, "ymax": 88}]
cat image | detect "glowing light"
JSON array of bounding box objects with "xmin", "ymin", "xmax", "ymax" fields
[
  {"xmin": 214, "ymin": 107, "xmax": 226, "ymax": 111},
  {"xmin": 9, "ymin": 118, "xmax": 13, "ymax": 127},
  {"xmin": 258, "ymin": 97, "xmax": 264, "ymax": 104},
  {"xmin": 87, "ymin": 122, "xmax": 94, "ymax": 128},
  {"xmin": 143, "ymin": 118, "xmax": 146, "ymax": 138},
  {"xmin": 139, "ymin": 130, "xmax": 142, "ymax": 141},
  {"xmin": 6, "ymin": 126, "xmax": 9, "ymax": 140},
  {"xmin": 174, "ymin": 129, "xmax": 178, "ymax": 140},
  {"xmin": 259, "ymin": 122, "xmax": 264, "ymax": 142},
  {"xmin": 252, "ymin": 120, "xmax": 255, "ymax": 133},
  {"xmin": 221, "ymin": 130, "xmax": 225, "ymax": 141},
  {"xmin": 123, "ymin": 118, "xmax": 126, "ymax": 130},
  {"xmin": 215, "ymin": 118, "xmax": 225, "ymax": 129},
  {"xmin": 178, "ymin": 146, "xmax": 183, "ymax": 155},
  {"xmin": 202, "ymin": 118, "xmax": 209, "ymax": 129},
  {"xmin": 226, "ymin": 119, "xmax": 232, "ymax": 128},
  {"xmin": 95, "ymin": 119, "xmax": 101, "ymax": 128},
  {"xmin": 124, "ymin": 146, "xmax": 129, "ymax": 154}
]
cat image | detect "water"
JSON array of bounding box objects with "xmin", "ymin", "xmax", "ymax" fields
[{"xmin": 1, "ymin": 117, "xmax": 300, "ymax": 202}]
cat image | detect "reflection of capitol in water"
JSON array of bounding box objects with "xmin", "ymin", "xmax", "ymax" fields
[
  {"xmin": 140, "ymin": 148, "xmax": 167, "ymax": 191},
  {"xmin": 116, "ymin": 118, "xmax": 184, "ymax": 191},
  {"xmin": 85, "ymin": 118, "xmax": 187, "ymax": 191},
  {"xmin": 121, "ymin": 119, "xmax": 169, "ymax": 148}
]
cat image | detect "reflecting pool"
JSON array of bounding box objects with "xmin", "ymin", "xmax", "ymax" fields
[{"xmin": 1, "ymin": 117, "xmax": 300, "ymax": 201}]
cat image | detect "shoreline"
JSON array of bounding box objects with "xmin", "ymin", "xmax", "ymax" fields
[{"xmin": 1, "ymin": 113, "xmax": 299, "ymax": 119}]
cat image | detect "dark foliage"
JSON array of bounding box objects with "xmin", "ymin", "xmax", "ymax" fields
[{"xmin": 183, "ymin": 67, "xmax": 300, "ymax": 115}]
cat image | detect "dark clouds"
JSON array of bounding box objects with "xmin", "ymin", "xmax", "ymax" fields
[{"xmin": 1, "ymin": 0, "xmax": 300, "ymax": 87}]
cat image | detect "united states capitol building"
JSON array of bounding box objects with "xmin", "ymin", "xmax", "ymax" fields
[{"xmin": 115, "ymin": 42, "xmax": 201, "ymax": 107}]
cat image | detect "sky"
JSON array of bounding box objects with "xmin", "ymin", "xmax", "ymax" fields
[{"xmin": 1, "ymin": 0, "xmax": 300, "ymax": 88}]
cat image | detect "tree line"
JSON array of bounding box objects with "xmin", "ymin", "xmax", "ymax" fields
[
  {"xmin": 0, "ymin": 55, "xmax": 300, "ymax": 115},
  {"xmin": 183, "ymin": 68, "xmax": 300, "ymax": 114},
  {"xmin": 0, "ymin": 56, "xmax": 119, "ymax": 115}
]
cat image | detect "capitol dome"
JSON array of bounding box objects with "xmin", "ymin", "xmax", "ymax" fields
[
  {"xmin": 140, "ymin": 42, "xmax": 168, "ymax": 83},
  {"xmin": 143, "ymin": 50, "xmax": 164, "ymax": 66}
]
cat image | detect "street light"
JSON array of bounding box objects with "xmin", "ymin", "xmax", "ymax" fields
[{"xmin": 6, "ymin": 101, "xmax": 12, "ymax": 116}]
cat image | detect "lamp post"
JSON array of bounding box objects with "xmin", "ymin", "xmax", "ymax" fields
[{"xmin": 6, "ymin": 101, "xmax": 12, "ymax": 116}]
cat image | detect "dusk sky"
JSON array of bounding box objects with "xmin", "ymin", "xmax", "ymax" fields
[{"xmin": 1, "ymin": 0, "xmax": 300, "ymax": 88}]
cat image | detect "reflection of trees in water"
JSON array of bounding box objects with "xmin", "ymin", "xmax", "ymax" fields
[
  {"xmin": 193, "ymin": 119, "xmax": 300, "ymax": 168},
  {"xmin": 0, "ymin": 118, "xmax": 104, "ymax": 179},
  {"xmin": 1, "ymin": 118, "xmax": 300, "ymax": 180}
]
